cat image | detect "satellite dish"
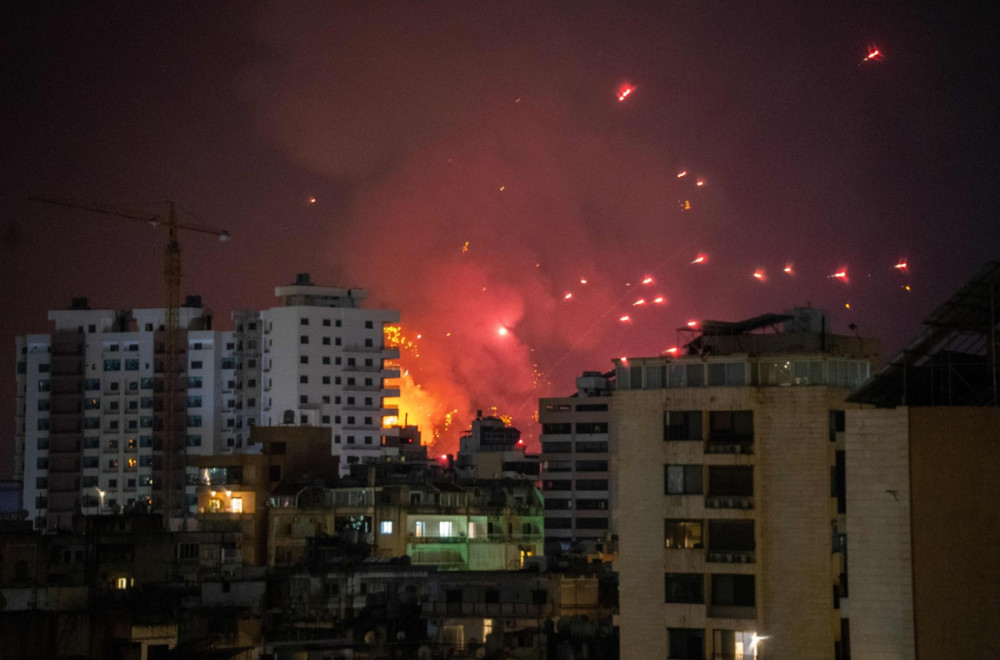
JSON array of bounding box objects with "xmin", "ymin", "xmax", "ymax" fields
[{"xmin": 364, "ymin": 630, "xmax": 376, "ymax": 644}]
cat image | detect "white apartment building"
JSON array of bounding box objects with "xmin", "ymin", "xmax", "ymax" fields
[
  {"xmin": 614, "ymin": 309, "xmax": 877, "ymax": 660},
  {"xmin": 16, "ymin": 274, "xmax": 403, "ymax": 527},
  {"xmin": 16, "ymin": 297, "xmax": 237, "ymax": 530},
  {"xmin": 538, "ymin": 371, "xmax": 613, "ymax": 555},
  {"xmin": 236, "ymin": 273, "xmax": 401, "ymax": 472}
]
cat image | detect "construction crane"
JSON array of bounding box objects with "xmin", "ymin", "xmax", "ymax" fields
[{"xmin": 30, "ymin": 196, "xmax": 231, "ymax": 524}]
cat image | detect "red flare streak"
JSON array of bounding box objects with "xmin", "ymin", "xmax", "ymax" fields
[{"xmin": 691, "ymin": 254, "xmax": 707, "ymax": 265}]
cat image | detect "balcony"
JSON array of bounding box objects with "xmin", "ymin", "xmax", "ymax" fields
[
  {"xmin": 707, "ymin": 605, "xmax": 756, "ymax": 620},
  {"xmin": 705, "ymin": 496, "xmax": 754, "ymax": 510},
  {"xmin": 705, "ymin": 440, "xmax": 754, "ymax": 455},
  {"xmin": 706, "ymin": 551, "xmax": 755, "ymax": 564}
]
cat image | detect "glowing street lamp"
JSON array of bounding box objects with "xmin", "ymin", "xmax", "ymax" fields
[{"xmin": 95, "ymin": 487, "xmax": 106, "ymax": 513}]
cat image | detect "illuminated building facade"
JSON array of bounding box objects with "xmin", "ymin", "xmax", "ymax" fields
[
  {"xmin": 538, "ymin": 371, "xmax": 614, "ymax": 555},
  {"xmin": 235, "ymin": 273, "xmax": 401, "ymax": 473},
  {"xmin": 613, "ymin": 310, "xmax": 877, "ymax": 660},
  {"xmin": 15, "ymin": 297, "xmax": 238, "ymax": 530}
]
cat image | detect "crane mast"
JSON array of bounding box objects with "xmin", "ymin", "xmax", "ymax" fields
[{"xmin": 30, "ymin": 196, "xmax": 230, "ymax": 526}]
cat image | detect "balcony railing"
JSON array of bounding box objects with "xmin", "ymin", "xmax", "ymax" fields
[
  {"xmin": 705, "ymin": 495, "xmax": 754, "ymax": 509},
  {"xmin": 706, "ymin": 550, "xmax": 755, "ymax": 564}
]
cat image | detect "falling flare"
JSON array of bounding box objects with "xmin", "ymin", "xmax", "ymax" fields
[
  {"xmin": 642, "ymin": 276, "xmax": 654, "ymax": 285},
  {"xmin": 691, "ymin": 254, "xmax": 707, "ymax": 265}
]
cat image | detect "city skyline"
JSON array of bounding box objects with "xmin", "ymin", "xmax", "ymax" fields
[{"xmin": 3, "ymin": 2, "xmax": 999, "ymax": 471}]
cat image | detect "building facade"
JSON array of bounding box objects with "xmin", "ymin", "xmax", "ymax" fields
[
  {"xmin": 613, "ymin": 311, "xmax": 877, "ymax": 660},
  {"xmin": 538, "ymin": 371, "xmax": 613, "ymax": 555},
  {"xmin": 844, "ymin": 261, "xmax": 1000, "ymax": 659},
  {"xmin": 15, "ymin": 297, "xmax": 237, "ymax": 530},
  {"xmin": 15, "ymin": 274, "xmax": 403, "ymax": 528}
]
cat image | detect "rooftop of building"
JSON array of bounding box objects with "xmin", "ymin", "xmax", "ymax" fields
[{"xmin": 849, "ymin": 260, "xmax": 1000, "ymax": 407}]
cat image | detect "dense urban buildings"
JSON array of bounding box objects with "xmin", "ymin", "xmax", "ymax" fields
[
  {"xmin": 613, "ymin": 308, "xmax": 878, "ymax": 660},
  {"xmin": 14, "ymin": 274, "xmax": 401, "ymax": 529}
]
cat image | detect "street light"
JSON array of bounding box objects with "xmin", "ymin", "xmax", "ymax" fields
[{"xmin": 95, "ymin": 487, "xmax": 106, "ymax": 513}]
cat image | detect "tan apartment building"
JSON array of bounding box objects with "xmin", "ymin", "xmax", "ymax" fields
[
  {"xmin": 845, "ymin": 260, "xmax": 1000, "ymax": 659},
  {"xmin": 614, "ymin": 310, "xmax": 877, "ymax": 660}
]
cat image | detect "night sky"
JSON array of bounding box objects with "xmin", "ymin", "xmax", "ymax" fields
[{"xmin": 2, "ymin": 2, "xmax": 999, "ymax": 471}]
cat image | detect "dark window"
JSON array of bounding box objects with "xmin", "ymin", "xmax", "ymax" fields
[
  {"xmin": 575, "ymin": 517, "xmax": 608, "ymax": 529},
  {"xmin": 544, "ymin": 480, "xmax": 572, "ymax": 491},
  {"xmin": 665, "ymin": 411, "xmax": 702, "ymax": 440},
  {"xmin": 545, "ymin": 517, "xmax": 572, "ymax": 529},
  {"xmin": 665, "ymin": 573, "xmax": 704, "ymax": 604},
  {"xmin": 576, "ymin": 440, "xmax": 608, "ymax": 453},
  {"xmin": 576, "ymin": 479, "xmax": 608, "ymax": 490},
  {"xmin": 707, "ymin": 466, "xmax": 753, "ymax": 496},
  {"xmin": 576, "ymin": 422, "xmax": 608, "ymax": 434},
  {"xmin": 576, "ymin": 499, "xmax": 607, "ymax": 510},
  {"xmin": 542, "ymin": 422, "xmax": 571, "ymax": 434},
  {"xmin": 711, "ymin": 574, "xmax": 755, "ymax": 607},
  {"xmin": 709, "ymin": 410, "xmax": 753, "ymax": 441},
  {"xmin": 541, "ymin": 442, "xmax": 572, "ymax": 454},
  {"xmin": 708, "ymin": 520, "xmax": 754, "ymax": 552},
  {"xmin": 575, "ymin": 403, "xmax": 608, "ymax": 412},
  {"xmin": 668, "ymin": 628, "xmax": 704, "ymax": 659},
  {"xmin": 576, "ymin": 460, "xmax": 608, "ymax": 472},
  {"xmin": 665, "ymin": 465, "xmax": 703, "ymax": 494}
]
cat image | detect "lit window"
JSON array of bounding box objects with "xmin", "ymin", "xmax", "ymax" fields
[
  {"xmin": 415, "ymin": 521, "xmax": 425, "ymax": 538},
  {"xmin": 380, "ymin": 520, "xmax": 393, "ymax": 535},
  {"xmin": 439, "ymin": 520, "xmax": 454, "ymax": 537},
  {"xmin": 231, "ymin": 497, "xmax": 243, "ymax": 513}
]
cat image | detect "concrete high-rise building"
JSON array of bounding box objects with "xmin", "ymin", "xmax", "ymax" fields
[
  {"xmin": 16, "ymin": 297, "xmax": 238, "ymax": 530},
  {"xmin": 538, "ymin": 370, "xmax": 613, "ymax": 555},
  {"xmin": 238, "ymin": 273, "xmax": 401, "ymax": 471},
  {"xmin": 845, "ymin": 260, "xmax": 1000, "ymax": 659},
  {"xmin": 613, "ymin": 309, "xmax": 878, "ymax": 660},
  {"xmin": 15, "ymin": 274, "xmax": 403, "ymax": 527}
]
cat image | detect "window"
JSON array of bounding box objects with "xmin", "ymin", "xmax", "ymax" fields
[
  {"xmin": 665, "ymin": 520, "xmax": 703, "ymax": 549},
  {"xmin": 365, "ymin": 321, "xmax": 374, "ymax": 329},
  {"xmin": 576, "ymin": 517, "xmax": 609, "ymax": 529},
  {"xmin": 708, "ymin": 361, "xmax": 747, "ymax": 386},
  {"xmin": 300, "ymin": 395, "xmax": 308, "ymax": 404},
  {"xmin": 542, "ymin": 441, "xmax": 572, "ymax": 454},
  {"xmin": 576, "ymin": 460, "xmax": 608, "ymax": 471},
  {"xmin": 666, "ymin": 573, "xmax": 704, "ymax": 604},
  {"xmin": 364, "ymin": 338, "xmax": 373, "ymax": 347},
  {"xmin": 322, "ymin": 318, "xmax": 331, "ymax": 326},
  {"xmin": 708, "ymin": 520, "xmax": 755, "ymax": 553},
  {"xmin": 108, "ymin": 459, "xmax": 119, "ymax": 469},
  {"xmin": 665, "ymin": 465, "xmax": 703, "ymax": 495},
  {"xmin": 576, "ymin": 499, "xmax": 608, "ymax": 510},
  {"xmin": 38, "ymin": 379, "xmax": 50, "ymax": 392},
  {"xmin": 322, "ymin": 337, "xmax": 330, "ymax": 345},
  {"xmin": 576, "ymin": 479, "xmax": 608, "ymax": 490},
  {"xmin": 576, "ymin": 422, "xmax": 608, "ymax": 434},
  {"xmin": 300, "ymin": 335, "xmax": 309, "ymax": 344},
  {"xmin": 665, "ymin": 411, "xmax": 702, "ymax": 440},
  {"xmin": 300, "ymin": 318, "xmax": 309, "ymax": 325},
  {"xmin": 709, "ymin": 410, "xmax": 753, "ymax": 441},
  {"xmin": 322, "ymin": 356, "xmax": 330, "ymax": 365},
  {"xmin": 415, "ymin": 521, "xmax": 425, "ymax": 537},
  {"xmin": 380, "ymin": 520, "xmax": 393, "ymax": 535},
  {"xmin": 103, "ymin": 359, "xmax": 121, "ymax": 371},
  {"xmin": 300, "ymin": 356, "xmax": 308, "ymax": 364},
  {"xmin": 124, "ymin": 359, "xmax": 139, "ymax": 371},
  {"xmin": 439, "ymin": 520, "xmax": 454, "ymax": 537},
  {"xmin": 190, "ymin": 361, "xmax": 203, "ymax": 370},
  {"xmin": 576, "ymin": 440, "xmax": 608, "ymax": 453},
  {"xmin": 668, "ymin": 628, "xmax": 704, "ymax": 660},
  {"xmin": 711, "ymin": 574, "xmax": 755, "ymax": 607},
  {"xmin": 708, "ymin": 466, "xmax": 753, "ymax": 497},
  {"xmin": 300, "ymin": 375, "xmax": 308, "ymax": 384},
  {"xmin": 176, "ymin": 543, "xmax": 199, "ymax": 560}
]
